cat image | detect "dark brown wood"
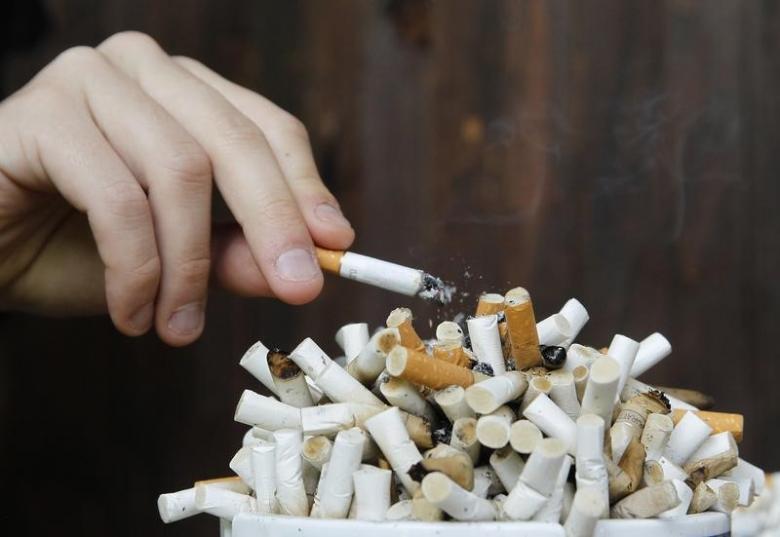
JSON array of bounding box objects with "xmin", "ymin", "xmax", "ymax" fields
[{"xmin": 1, "ymin": 1, "xmax": 779, "ymax": 535}]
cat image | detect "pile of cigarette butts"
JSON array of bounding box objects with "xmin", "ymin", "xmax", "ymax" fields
[{"xmin": 158, "ymin": 288, "xmax": 766, "ymax": 537}]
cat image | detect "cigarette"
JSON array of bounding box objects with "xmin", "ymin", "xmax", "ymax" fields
[
  {"xmin": 563, "ymin": 344, "xmax": 603, "ymax": 372},
  {"xmin": 315, "ymin": 248, "xmax": 454, "ymax": 304},
  {"xmin": 610, "ymin": 391, "xmax": 670, "ymax": 463},
  {"xmin": 682, "ymin": 432, "xmax": 738, "ymax": 483},
  {"xmin": 671, "ymin": 409, "xmax": 743, "ymax": 443},
  {"xmin": 273, "ymin": 429, "xmax": 309, "ymax": 516},
  {"xmin": 501, "ymin": 480, "xmax": 548, "ymax": 520},
  {"xmin": 229, "ymin": 446, "xmax": 256, "ymax": 488},
  {"xmin": 610, "ymin": 480, "xmax": 680, "ymax": 519},
  {"xmin": 722, "ymin": 457, "xmax": 766, "ymax": 495},
  {"xmin": 630, "ymin": 333, "xmax": 672, "ymax": 377},
  {"xmin": 656, "ymin": 455, "xmax": 689, "ymax": 482},
  {"xmin": 411, "ymin": 488, "xmax": 444, "ymax": 521},
  {"xmin": 335, "ymin": 322, "xmax": 370, "ymax": 364},
  {"xmin": 558, "ymin": 298, "xmax": 589, "ymax": 349},
  {"xmin": 242, "ymin": 428, "xmax": 265, "ymax": 448},
  {"xmin": 380, "ymin": 376, "xmax": 437, "ymax": 422},
  {"xmin": 619, "ymin": 438, "xmax": 646, "ymax": 494},
  {"xmin": 473, "ymin": 465, "xmax": 506, "ymax": 498},
  {"xmin": 523, "ymin": 393, "xmax": 577, "ymax": 454},
  {"xmin": 519, "ymin": 375, "xmax": 553, "ymax": 413},
  {"xmin": 548, "ymin": 369, "xmax": 582, "ymax": 420},
  {"xmin": 572, "ymin": 365, "xmax": 589, "ymax": 402},
  {"xmin": 431, "ymin": 342, "xmax": 473, "ymax": 368},
  {"xmin": 561, "ymin": 482, "xmax": 575, "ymax": 523},
  {"xmin": 267, "ymin": 350, "xmax": 314, "ymax": 408},
  {"xmin": 363, "ymin": 407, "xmax": 424, "ymax": 495},
  {"xmin": 503, "ymin": 438, "xmax": 567, "ymax": 520},
  {"xmin": 563, "ymin": 488, "xmax": 607, "ymax": 537},
  {"xmin": 621, "ymin": 378, "xmax": 697, "ymax": 411},
  {"xmin": 421, "ymin": 443, "xmax": 475, "ymax": 490},
  {"xmin": 574, "ymin": 414, "xmax": 609, "ymax": 517},
  {"xmin": 476, "ymin": 408, "xmax": 514, "ymax": 449},
  {"xmin": 489, "ymin": 446, "xmax": 525, "ymax": 490},
  {"xmin": 537, "ymin": 313, "xmax": 573, "ymax": 347},
  {"xmin": 689, "ymin": 481, "xmax": 718, "ymax": 514},
  {"xmin": 533, "ymin": 455, "xmax": 574, "ymax": 523},
  {"xmin": 718, "ymin": 476, "xmax": 754, "ymax": 506},
  {"xmin": 433, "ymin": 385, "xmax": 475, "ymax": 422},
  {"xmin": 606, "ymin": 334, "xmax": 640, "ymax": 400},
  {"xmin": 302, "ymin": 435, "xmax": 333, "ymax": 471},
  {"xmin": 352, "ymin": 465, "xmax": 392, "ymax": 521},
  {"xmin": 421, "ymin": 472, "xmax": 498, "ymax": 521},
  {"xmin": 663, "ymin": 411, "xmax": 714, "ymax": 466},
  {"xmin": 435, "ymin": 320, "xmax": 465, "ymax": 345},
  {"xmin": 640, "ymin": 413, "xmax": 674, "ymax": 461},
  {"xmin": 158, "ymin": 488, "xmax": 199, "ymax": 523},
  {"xmin": 233, "ymin": 389, "xmax": 302, "ymax": 430},
  {"xmin": 398, "ymin": 410, "xmax": 435, "ymax": 449},
  {"xmin": 476, "ymin": 292, "xmax": 506, "ymax": 316},
  {"xmin": 386, "ymin": 307, "xmax": 426, "ymax": 351},
  {"xmin": 705, "ymin": 478, "xmax": 740, "ymax": 513},
  {"xmin": 503, "ymin": 287, "xmax": 542, "ymax": 369},
  {"xmin": 238, "ymin": 341, "xmax": 278, "ymax": 396},
  {"xmin": 467, "ymin": 314, "xmax": 507, "ymax": 375},
  {"xmin": 657, "ymin": 387, "xmax": 715, "ymax": 410},
  {"xmin": 386, "ymin": 345, "xmax": 482, "ymax": 390},
  {"xmin": 193, "ymin": 476, "xmax": 251, "ymax": 494},
  {"xmin": 300, "ymin": 402, "xmax": 382, "ymax": 436},
  {"xmin": 249, "ymin": 443, "xmax": 278, "ymax": 514},
  {"xmin": 450, "ymin": 417, "xmax": 481, "ymax": 463},
  {"xmin": 311, "ymin": 427, "xmax": 365, "ymax": 519},
  {"xmin": 658, "ymin": 479, "xmax": 694, "ymax": 518},
  {"xmin": 346, "ymin": 328, "xmax": 400, "ymax": 385},
  {"xmin": 509, "ymin": 419, "xmax": 543, "ymax": 454},
  {"xmin": 465, "ymin": 371, "xmax": 528, "ymax": 414},
  {"xmin": 290, "ymin": 338, "xmax": 383, "ymax": 406},
  {"xmin": 194, "ymin": 484, "xmax": 257, "ymax": 520},
  {"xmin": 385, "ymin": 499, "xmax": 415, "ymax": 521},
  {"xmin": 579, "ymin": 355, "xmax": 621, "ymax": 425}
]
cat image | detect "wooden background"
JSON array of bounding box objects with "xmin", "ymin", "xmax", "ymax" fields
[{"xmin": 1, "ymin": 1, "xmax": 778, "ymax": 535}]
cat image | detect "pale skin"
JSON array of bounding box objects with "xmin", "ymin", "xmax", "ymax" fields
[{"xmin": 0, "ymin": 32, "xmax": 355, "ymax": 346}]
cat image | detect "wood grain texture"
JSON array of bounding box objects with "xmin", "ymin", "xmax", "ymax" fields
[{"xmin": 1, "ymin": 1, "xmax": 778, "ymax": 535}]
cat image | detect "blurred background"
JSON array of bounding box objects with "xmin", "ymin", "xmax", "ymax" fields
[{"xmin": 1, "ymin": 0, "xmax": 778, "ymax": 535}]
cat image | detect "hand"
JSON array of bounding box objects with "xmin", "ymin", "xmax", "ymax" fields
[{"xmin": 0, "ymin": 31, "xmax": 354, "ymax": 346}]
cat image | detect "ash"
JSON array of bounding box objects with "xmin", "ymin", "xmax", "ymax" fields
[{"xmin": 418, "ymin": 273, "xmax": 457, "ymax": 306}]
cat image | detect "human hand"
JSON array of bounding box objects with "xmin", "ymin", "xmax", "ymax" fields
[{"xmin": 0, "ymin": 31, "xmax": 354, "ymax": 346}]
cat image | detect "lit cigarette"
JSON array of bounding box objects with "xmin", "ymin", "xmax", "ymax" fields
[
  {"xmin": 610, "ymin": 391, "xmax": 670, "ymax": 463},
  {"xmin": 663, "ymin": 411, "xmax": 714, "ymax": 466},
  {"xmin": 421, "ymin": 472, "xmax": 498, "ymax": 521},
  {"xmin": 509, "ymin": 419, "xmax": 543, "ymax": 454},
  {"xmin": 572, "ymin": 365, "xmax": 589, "ymax": 402},
  {"xmin": 658, "ymin": 479, "xmax": 693, "ymax": 518},
  {"xmin": 537, "ymin": 313, "xmax": 573, "ymax": 347},
  {"xmin": 386, "ymin": 308, "xmax": 426, "ymax": 351},
  {"xmin": 563, "ymin": 344, "xmax": 603, "ymax": 372},
  {"xmin": 579, "ymin": 356, "xmax": 621, "ymax": 425},
  {"xmin": 548, "ymin": 369, "xmax": 582, "ymax": 420},
  {"xmin": 433, "ymin": 385, "xmax": 475, "ymax": 422},
  {"xmin": 503, "ymin": 287, "xmax": 542, "ymax": 369},
  {"xmin": 465, "ymin": 371, "xmax": 528, "ymax": 414},
  {"xmin": 158, "ymin": 488, "xmax": 199, "ymax": 523},
  {"xmin": 234, "ymin": 389, "xmax": 302, "ymax": 429},
  {"xmin": 630, "ymin": 333, "xmax": 671, "ymax": 377},
  {"xmin": 346, "ymin": 328, "xmax": 400, "ymax": 385},
  {"xmin": 671, "ymin": 409, "xmax": 744, "ymax": 443},
  {"xmin": 450, "ymin": 417, "xmax": 481, "ymax": 463},
  {"xmin": 238, "ymin": 341, "xmax": 278, "ymax": 396},
  {"xmin": 689, "ymin": 481, "xmax": 718, "ymax": 514},
  {"xmin": 421, "ymin": 443, "xmax": 475, "ymax": 490},
  {"xmin": 435, "ymin": 321, "xmax": 465, "ymax": 345},
  {"xmin": 194, "ymin": 484, "xmax": 257, "ymax": 520},
  {"xmin": 229, "ymin": 446, "xmax": 255, "ymax": 488},
  {"xmin": 250, "ymin": 443, "xmax": 278, "ymax": 514},
  {"xmin": 606, "ymin": 334, "xmax": 640, "ymax": 400},
  {"xmin": 519, "ymin": 375, "xmax": 552, "ymax": 413},
  {"xmin": 523, "ymin": 393, "xmax": 577, "ymax": 454},
  {"xmin": 610, "ymin": 480, "xmax": 680, "ymax": 519},
  {"xmin": 533, "ymin": 454, "xmax": 574, "ymax": 523},
  {"xmin": 682, "ymin": 432, "xmax": 738, "ymax": 483},
  {"xmin": 273, "ymin": 429, "xmax": 309, "ymax": 516},
  {"xmin": 386, "ymin": 345, "xmax": 482, "ymax": 390},
  {"xmin": 290, "ymin": 338, "xmax": 383, "ymax": 406},
  {"xmin": 476, "ymin": 406, "xmax": 515, "ymax": 449},
  {"xmin": 574, "ymin": 414, "xmax": 609, "ymax": 517},
  {"xmin": 558, "ymin": 298, "xmax": 589, "ymax": 349},
  {"xmin": 268, "ymin": 350, "xmax": 314, "ymax": 408},
  {"xmin": 364, "ymin": 407, "xmax": 424, "ymax": 495},
  {"xmin": 473, "ymin": 465, "xmax": 505, "ymax": 498},
  {"xmin": 302, "ymin": 435, "xmax": 332, "ymax": 471},
  {"xmin": 352, "ymin": 465, "xmax": 392, "ymax": 521},
  {"xmin": 300, "ymin": 402, "xmax": 382, "ymax": 436},
  {"xmin": 489, "ymin": 446, "xmax": 525, "ymax": 490},
  {"xmin": 722, "ymin": 458, "xmax": 766, "ymax": 495},
  {"xmin": 380, "ymin": 376, "xmax": 437, "ymax": 422},
  {"xmin": 621, "ymin": 378, "xmax": 697, "ymax": 411},
  {"xmin": 335, "ymin": 322, "xmax": 369, "ymax": 364},
  {"xmin": 503, "ymin": 438, "xmax": 568, "ymax": 520},
  {"xmin": 705, "ymin": 478, "xmax": 740, "ymax": 513},
  {"xmin": 563, "ymin": 487, "xmax": 606, "ymax": 537},
  {"xmin": 385, "ymin": 499, "xmax": 415, "ymax": 521},
  {"xmin": 476, "ymin": 293, "xmax": 505, "ymax": 316},
  {"xmin": 467, "ymin": 314, "xmax": 507, "ymax": 375},
  {"xmin": 431, "ymin": 342, "xmax": 473, "ymax": 368},
  {"xmin": 640, "ymin": 413, "xmax": 674, "ymax": 461},
  {"xmin": 312, "ymin": 427, "xmax": 365, "ymax": 518},
  {"xmin": 315, "ymin": 248, "xmax": 454, "ymax": 304}
]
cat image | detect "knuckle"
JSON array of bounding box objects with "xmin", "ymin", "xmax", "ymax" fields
[
  {"xmin": 100, "ymin": 31, "xmax": 160, "ymax": 54},
  {"xmin": 175, "ymin": 256, "xmax": 211, "ymax": 284},
  {"xmin": 219, "ymin": 117, "xmax": 265, "ymax": 149},
  {"xmin": 159, "ymin": 142, "xmax": 212, "ymax": 188},
  {"xmin": 129, "ymin": 253, "xmax": 162, "ymax": 282},
  {"xmin": 48, "ymin": 46, "xmax": 105, "ymax": 75},
  {"xmin": 103, "ymin": 180, "xmax": 150, "ymax": 221},
  {"xmin": 255, "ymin": 196, "xmax": 303, "ymax": 227},
  {"xmin": 275, "ymin": 112, "xmax": 309, "ymax": 140},
  {"xmin": 172, "ymin": 55, "xmax": 201, "ymax": 69}
]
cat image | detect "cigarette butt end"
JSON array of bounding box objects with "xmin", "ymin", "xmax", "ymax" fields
[{"xmin": 316, "ymin": 247, "xmax": 344, "ymax": 273}]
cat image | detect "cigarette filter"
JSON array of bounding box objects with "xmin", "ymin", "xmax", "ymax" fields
[
  {"xmin": 385, "ymin": 499, "xmax": 414, "ymax": 521},
  {"xmin": 519, "ymin": 438, "xmax": 568, "ymax": 498},
  {"xmin": 313, "ymin": 427, "xmax": 365, "ymax": 519},
  {"xmin": 421, "ymin": 472, "xmax": 498, "ymax": 521},
  {"xmin": 717, "ymin": 476, "xmax": 754, "ymax": 506},
  {"xmin": 352, "ymin": 465, "xmax": 392, "ymax": 521},
  {"xmin": 501, "ymin": 480, "xmax": 548, "ymax": 521},
  {"xmin": 722, "ymin": 457, "xmax": 766, "ymax": 495},
  {"xmin": 250, "ymin": 443, "xmax": 278, "ymax": 514},
  {"xmin": 558, "ymin": 298, "xmax": 589, "ymax": 349},
  {"xmin": 290, "ymin": 338, "xmax": 383, "ymax": 406},
  {"xmin": 476, "ymin": 411, "xmax": 513, "ymax": 450},
  {"xmin": 380, "ymin": 377, "xmax": 437, "ymax": 422},
  {"xmin": 450, "ymin": 417, "xmax": 481, "ymax": 463},
  {"xmin": 364, "ymin": 407, "xmax": 424, "ymax": 495},
  {"xmin": 548, "ymin": 369, "xmax": 581, "ymax": 420},
  {"xmin": 268, "ymin": 351, "xmax": 314, "ymax": 408},
  {"xmin": 465, "ymin": 371, "xmax": 527, "ymax": 414},
  {"xmin": 238, "ymin": 341, "xmax": 279, "ymax": 396},
  {"xmin": 519, "ymin": 375, "xmax": 553, "ymax": 413},
  {"xmin": 335, "ymin": 322, "xmax": 370, "ymax": 363},
  {"xmin": 537, "ymin": 313, "xmax": 573, "ymax": 347},
  {"xmin": 610, "ymin": 480, "xmax": 680, "ymax": 519},
  {"xmin": 563, "ymin": 487, "xmax": 606, "ymax": 537},
  {"xmin": 302, "ymin": 435, "xmax": 332, "ymax": 471},
  {"xmin": 467, "ymin": 314, "xmax": 507, "ymax": 375},
  {"xmin": 386, "ymin": 308, "xmax": 425, "ymax": 351},
  {"xmin": 431, "ymin": 342, "xmax": 473, "ymax": 368},
  {"xmin": 579, "ymin": 356, "xmax": 621, "ymax": 425},
  {"xmin": 606, "ymin": 334, "xmax": 640, "ymax": 400},
  {"xmin": 658, "ymin": 479, "xmax": 693, "ymax": 518},
  {"xmin": 435, "ymin": 321, "xmax": 465, "ymax": 345},
  {"xmin": 572, "ymin": 365, "xmax": 589, "ymax": 402},
  {"xmin": 347, "ymin": 328, "xmax": 400, "ymax": 385},
  {"xmin": 489, "ymin": 447, "xmax": 525, "ymax": 491},
  {"xmin": 386, "ymin": 345, "xmax": 481, "ymax": 390},
  {"xmin": 433, "ymin": 385, "xmax": 475, "ymax": 422},
  {"xmin": 523, "ymin": 393, "xmax": 577, "ymax": 454},
  {"xmin": 194, "ymin": 485, "xmax": 257, "ymax": 520},
  {"xmin": 656, "ymin": 456, "xmax": 689, "ymax": 482},
  {"xmin": 641, "ymin": 413, "xmax": 674, "ymax": 461},
  {"xmin": 610, "ymin": 392, "xmax": 670, "ymax": 463},
  {"xmin": 563, "ymin": 344, "xmax": 603, "ymax": 372},
  {"xmin": 705, "ymin": 478, "xmax": 740, "ymax": 513},
  {"xmin": 476, "ymin": 293, "xmax": 505, "ymax": 316},
  {"xmin": 574, "ymin": 414, "xmax": 608, "ymax": 517},
  {"xmin": 158, "ymin": 488, "xmax": 198, "ymax": 523},
  {"xmin": 503, "ymin": 287, "xmax": 542, "ymax": 369},
  {"xmin": 509, "ymin": 419, "xmax": 543, "ymax": 454},
  {"xmin": 533, "ymin": 455, "xmax": 574, "ymax": 523},
  {"xmin": 422, "ymin": 444, "xmax": 475, "ymax": 490},
  {"xmin": 663, "ymin": 411, "xmax": 714, "ymax": 466},
  {"xmin": 630, "ymin": 333, "xmax": 672, "ymax": 377},
  {"xmin": 273, "ymin": 429, "xmax": 309, "ymax": 517},
  {"xmin": 683, "ymin": 432, "xmax": 738, "ymax": 483},
  {"xmin": 671, "ymin": 409, "xmax": 744, "ymax": 443},
  {"xmin": 411, "ymin": 488, "xmax": 444, "ymax": 521},
  {"xmin": 689, "ymin": 481, "xmax": 718, "ymax": 514}
]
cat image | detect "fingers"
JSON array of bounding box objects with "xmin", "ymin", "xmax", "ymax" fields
[
  {"xmin": 44, "ymin": 46, "xmax": 212, "ymax": 346},
  {"xmin": 174, "ymin": 56, "xmax": 355, "ymax": 251},
  {"xmin": 211, "ymin": 223, "xmax": 273, "ymax": 297},
  {"xmin": 98, "ymin": 32, "xmax": 323, "ymax": 305}
]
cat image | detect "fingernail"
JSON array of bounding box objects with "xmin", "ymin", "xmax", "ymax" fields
[
  {"xmin": 129, "ymin": 303, "xmax": 154, "ymax": 331},
  {"xmin": 168, "ymin": 302, "xmax": 203, "ymax": 336},
  {"xmin": 275, "ymin": 248, "xmax": 320, "ymax": 282},
  {"xmin": 315, "ymin": 203, "xmax": 352, "ymax": 229}
]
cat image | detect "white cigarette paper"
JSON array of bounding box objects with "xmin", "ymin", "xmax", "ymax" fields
[
  {"xmin": 158, "ymin": 488, "xmax": 198, "ymax": 523},
  {"xmin": 536, "ymin": 313, "xmax": 573, "ymax": 346},
  {"xmin": 563, "ymin": 488, "xmax": 606, "ymax": 537},
  {"xmin": 610, "ymin": 481, "xmax": 680, "ymax": 519},
  {"xmin": 313, "ymin": 428, "xmax": 365, "ymax": 518},
  {"xmin": 335, "ymin": 322, "xmax": 369, "ymax": 363},
  {"xmin": 364, "ymin": 407, "xmax": 423, "ymax": 494},
  {"xmin": 194, "ymin": 485, "xmax": 257, "ymax": 520},
  {"xmin": 229, "ymin": 446, "xmax": 254, "ymax": 488},
  {"xmin": 273, "ymin": 429, "xmax": 309, "ymax": 516},
  {"xmin": 472, "ymin": 465, "xmax": 505, "ymax": 498},
  {"xmin": 347, "ymin": 328, "xmax": 400, "ymax": 384},
  {"xmin": 558, "ymin": 298, "xmax": 589, "ymax": 349},
  {"xmin": 663, "ymin": 411, "xmax": 713, "ymax": 466},
  {"xmin": 574, "ymin": 414, "xmax": 609, "ymax": 517},
  {"xmin": 533, "ymin": 455, "xmax": 573, "ymax": 523},
  {"xmin": 421, "ymin": 472, "xmax": 498, "ymax": 521},
  {"xmin": 523, "ymin": 393, "xmax": 577, "ymax": 454},
  {"xmin": 234, "ymin": 389, "xmax": 302, "ymax": 430},
  {"xmin": 658, "ymin": 479, "xmax": 693, "ymax": 518},
  {"xmin": 385, "ymin": 499, "xmax": 414, "ymax": 521},
  {"xmin": 239, "ymin": 341, "xmax": 278, "ymax": 396},
  {"xmin": 380, "ymin": 377, "xmax": 437, "ymax": 422},
  {"xmin": 509, "ymin": 419, "xmax": 543, "ymax": 454},
  {"xmin": 434, "ymin": 385, "xmax": 475, "ymax": 422},
  {"xmin": 548, "ymin": 369, "xmax": 581, "ymax": 420},
  {"xmin": 641, "ymin": 413, "xmax": 674, "ymax": 461},
  {"xmin": 579, "ymin": 355, "xmax": 621, "ymax": 425},
  {"xmin": 564, "ymin": 344, "xmax": 603, "ymax": 372},
  {"xmin": 489, "ymin": 447, "xmax": 525, "ymax": 490},
  {"xmin": 503, "ymin": 438, "xmax": 567, "ymax": 520},
  {"xmin": 723, "ymin": 458, "xmax": 766, "ymax": 495},
  {"xmin": 630, "ymin": 332, "xmax": 672, "ymax": 377},
  {"xmin": 338, "ymin": 252, "xmax": 423, "ymax": 296},
  {"xmin": 467, "ymin": 315, "xmax": 506, "ymax": 375},
  {"xmin": 352, "ymin": 465, "xmax": 392, "ymax": 521},
  {"xmin": 300, "ymin": 402, "xmax": 382, "ymax": 436},
  {"xmin": 465, "ymin": 371, "xmax": 527, "ymax": 414},
  {"xmin": 621, "ymin": 378, "xmax": 697, "ymax": 410},
  {"xmin": 251, "ymin": 443, "xmax": 278, "ymax": 514},
  {"xmin": 519, "ymin": 376, "xmax": 552, "ymax": 413},
  {"xmin": 607, "ymin": 334, "xmax": 640, "ymax": 400}
]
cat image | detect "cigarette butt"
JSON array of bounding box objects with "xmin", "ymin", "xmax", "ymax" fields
[
  {"xmin": 302, "ymin": 435, "xmax": 333, "ymax": 471},
  {"xmin": 706, "ymin": 478, "xmax": 740, "ymax": 513},
  {"xmin": 273, "ymin": 429, "xmax": 309, "ymax": 517},
  {"xmin": 610, "ymin": 481, "xmax": 680, "ymax": 519},
  {"xmin": 630, "ymin": 332, "xmax": 672, "ymax": 377},
  {"xmin": 520, "ymin": 438, "xmax": 568, "ymax": 498},
  {"xmin": 664, "ymin": 411, "xmax": 714, "ymax": 466},
  {"xmin": 611, "ymin": 392, "xmax": 670, "ymax": 462},
  {"xmin": 158, "ymin": 488, "xmax": 198, "ymax": 523},
  {"xmin": 536, "ymin": 313, "xmax": 573, "ymax": 347},
  {"xmin": 476, "ymin": 293, "xmax": 505, "ymax": 316},
  {"xmin": 573, "ymin": 365, "xmax": 589, "ymax": 402},
  {"xmin": 386, "ymin": 308, "xmax": 425, "ymax": 351},
  {"xmin": 476, "ymin": 410, "xmax": 514, "ymax": 449},
  {"xmin": 563, "ymin": 488, "xmax": 606, "ymax": 537},
  {"xmin": 380, "ymin": 376, "xmax": 437, "ymax": 422},
  {"xmin": 421, "ymin": 472, "xmax": 498, "ymax": 521},
  {"xmin": 502, "ymin": 480, "xmax": 548, "ymax": 520},
  {"xmin": 432, "ymin": 342, "xmax": 473, "ymax": 368},
  {"xmin": 192, "ymin": 476, "xmax": 250, "ymax": 494},
  {"xmin": 532, "ymin": 454, "xmax": 573, "ymax": 523},
  {"xmin": 411, "ymin": 488, "xmax": 445, "ymax": 521},
  {"xmin": 607, "ymin": 334, "xmax": 640, "ymax": 401},
  {"xmin": 579, "ymin": 356, "xmax": 621, "ymax": 425},
  {"xmin": 523, "ymin": 393, "xmax": 577, "ymax": 454},
  {"xmin": 435, "ymin": 321, "xmax": 465, "ymax": 345},
  {"xmin": 548, "ymin": 369, "xmax": 581, "ymax": 420},
  {"xmin": 451, "ymin": 417, "xmax": 481, "ymax": 463},
  {"xmin": 659, "ymin": 479, "xmax": 694, "ymax": 518},
  {"xmin": 519, "ymin": 375, "xmax": 553, "ymax": 413},
  {"xmin": 503, "ymin": 287, "xmax": 543, "ymax": 369},
  {"xmin": 473, "ymin": 465, "xmax": 505, "ymax": 498},
  {"xmin": 387, "ymin": 345, "xmax": 479, "ymax": 390},
  {"xmin": 683, "ymin": 432, "xmax": 739, "ymax": 484},
  {"xmin": 689, "ymin": 481, "xmax": 718, "ymax": 514},
  {"xmin": 194, "ymin": 485, "xmax": 257, "ymax": 521},
  {"xmin": 489, "ymin": 446, "xmax": 525, "ymax": 491},
  {"xmin": 558, "ymin": 298, "xmax": 589, "ymax": 349},
  {"xmin": 641, "ymin": 413, "xmax": 675, "ymax": 461},
  {"xmin": 364, "ymin": 407, "xmax": 424, "ymax": 495},
  {"xmin": 335, "ymin": 322, "xmax": 370, "ymax": 364},
  {"xmin": 421, "ymin": 449, "xmax": 474, "ymax": 490},
  {"xmin": 659, "ymin": 387, "xmax": 715, "ymax": 410},
  {"xmin": 315, "ymin": 247, "xmax": 344, "ymax": 273},
  {"xmin": 352, "ymin": 465, "xmax": 392, "ymax": 521},
  {"xmin": 399, "ymin": 410, "xmax": 435, "ymax": 449},
  {"xmin": 722, "ymin": 458, "xmax": 766, "ymax": 495},
  {"xmin": 385, "ymin": 499, "xmax": 415, "ymax": 521},
  {"xmin": 313, "ymin": 428, "xmax": 365, "ymax": 519},
  {"xmin": 434, "ymin": 385, "xmax": 476, "ymax": 422},
  {"xmin": 468, "ymin": 314, "xmax": 507, "ymax": 375},
  {"xmin": 465, "ymin": 371, "xmax": 528, "ymax": 414},
  {"xmin": 618, "ymin": 438, "xmax": 646, "ymax": 495},
  {"xmin": 671, "ymin": 409, "xmax": 743, "ymax": 443},
  {"xmin": 238, "ymin": 341, "xmax": 279, "ymax": 396},
  {"xmin": 510, "ymin": 419, "xmax": 543, "ymax": 454},
  {"xmin": 268, "ymin": 350, "xmax": 315, "ymax": 408},
  {"xmin": 250, "ymin": 443, "xmax": 279, "ymax": 514},
  {"xmin": 347, "ymin": 328, "xmax": 400, "ymax": 385}
]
